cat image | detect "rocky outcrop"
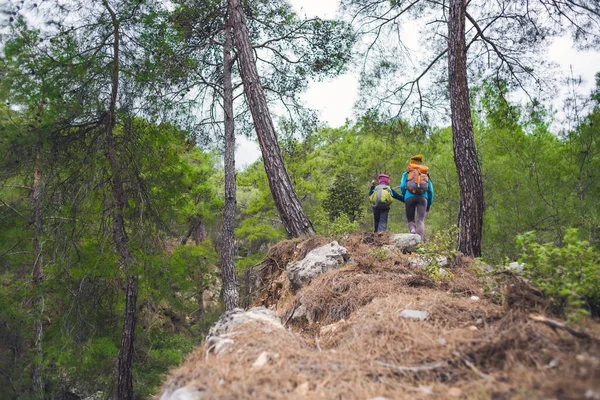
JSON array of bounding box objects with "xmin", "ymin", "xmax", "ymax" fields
[
  {"xmin": 391, "ymin": 233, "xmax": 422, "ymax": 253},
  {"xmin": 286, "ymin": 241, "xmax": 352, "ymax": 290},
  {"xmin": 208, "ymin": 307, "xmax": 282, "ymax": 337}
]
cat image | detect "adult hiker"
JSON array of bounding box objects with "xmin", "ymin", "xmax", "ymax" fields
[
  {"xmin": 369, "ymin": 174, "xmax": 404, "ymax": 232},
  {"xmin": 400, "ymin": 155, "xmax": 434, "ymax": 238}
]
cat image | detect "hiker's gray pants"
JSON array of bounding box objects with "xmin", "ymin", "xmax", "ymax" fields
[
  {"xmin": 373, "ymin": 207, "xmax": 389, "ymax": 232},
  {"xmin": 405, "ymin": 196, "xmax": 428, "ymax": 238}
]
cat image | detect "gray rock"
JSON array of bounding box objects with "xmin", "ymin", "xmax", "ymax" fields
[
  {"xmin": 291, "ymin": 304, "xmax": 307, "ymax": 321},
  {"xmin": 251, "ymin": 351, "xmax": 270, "ymax": 368},
  {"xmin": 286, "ymin": 241, "xmax": 351, "ymax": 289},
  {"xmin": 407, "ymin": 254, "xmax": 448, "ymax": 270},
  {"xmin": 436, "ymin": 256, "xmax": 448, "ymax": 268},
  {"xmin": 205, "ymin": 336, "xmax": 234, "ymax": 355},
  {"xmin": 399, "ymin": 309, "xmax": 430, "ymax": 321},
  {"xmin": 208, "ymin": 307, "xmax": 282, "ymax": 337},
  {"xmin": 169, "ymin": 388, "xmax": 205, "ymax": 400},
  {"xmin": 506, "ymin": 262, "xmax": 524, "ymax": 274},
  {"xmin": 407, "ymin": 255, "xmax": 428, "ymax": 269},
  {"xmin": 160, "ymin": 386, "xmax": 205, "ymax": 400},
  {"xmin": 392, "ymin": 233, "xmax": 422, "ymax": 253}
]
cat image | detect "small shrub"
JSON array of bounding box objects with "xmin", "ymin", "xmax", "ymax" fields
[
  {"xmin": 517, "ymin": 229, "xmax": 600, "ymax": 322},
  {"xmin": 322, "ymin": 173, "xmax": 364, "ymax": 223},
  {"xmin": 421, "ymin": 263, "xmax": 454, "ymax": 281},
  {"xmin": 418, "ymin": 225, "xmax": 460, "ymax": 261},
  {"xmin": 368, "ymin": 247, "xmax": 389, "ymax": 260},
  {"xmin": 313, "ymin": 210, "xmax": 360, "ymax": 236},
  {"xmin": 415, "ymin": 226, "xmax": 459, "ymax": 280}
]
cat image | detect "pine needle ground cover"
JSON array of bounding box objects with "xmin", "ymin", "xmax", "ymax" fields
[{"xmin": 160, "ymin": 233, "xmax": 600, "ymax": 399}]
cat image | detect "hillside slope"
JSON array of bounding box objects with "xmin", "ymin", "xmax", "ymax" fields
[{"xmin": 158, "ymin": 232, "xmax": 600, "ymax": 400}]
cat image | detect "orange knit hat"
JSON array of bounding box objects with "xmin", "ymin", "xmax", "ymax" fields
[{"xmin": 409, "ymin": 154, "xmax": 423, "ymax": 165}]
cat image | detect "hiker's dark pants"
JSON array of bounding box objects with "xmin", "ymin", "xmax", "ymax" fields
[
  {"xmin": 373, "ymin": 207, "xmax": 390, "ymax": 232},
  {"xmin": 405, "ymin": 196, "xmax": 428, "ymax": 238}
]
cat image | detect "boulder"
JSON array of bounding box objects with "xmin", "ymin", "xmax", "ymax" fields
[
  {"xmin": 506, "ymin": 262, "xmax": 524, "ymax": 274},
  {"xmin": 205, "ymin": 336, "xmax": 234, "ymax": 355},
  {"xmin": 392, "ymin": 233, "xmax": 422, "ymax": 253},
  {"xmin": 286, "ymin": 241, "xmax": 351, "ymax": 289},
  {"xmin": 208, "ymin": 307, "xmax": 282, "ymax": 337},
  {"xmin": 160, "ymin": 386, "xmax": 205, "ymax": 400}
]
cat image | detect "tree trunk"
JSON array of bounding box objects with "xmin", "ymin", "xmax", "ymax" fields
[
  {"xmin": 181, "ymin": 217, "xmax": 204, "ymax": 245},
  {"xmin": 448, "ymin": 0, "xmax": 485, "ymax": 257},
  {"xmin": 194, "ymin": 220, "xmax": 207, "ymax": 245},
  {"xmin": 197, "ymin": 269, "xmax": 205, "ymax": 320},
  {"xmin": 117, "ymin": 274, "xmax": 137, "ymax": 400},
  {"xmin": 32, "ymin": 140, "xmax": 44, "ymax": 398},
  {"xmin": 227, "ymin": 0, "xmax": 315, "ymax": 238},
  {"xmin": 102, "ymin": 2, "xmax": 137, "ymax": 398},
  {"xmin": 219, "ymin": 16, "xmax": 240, "ymax": 311}
]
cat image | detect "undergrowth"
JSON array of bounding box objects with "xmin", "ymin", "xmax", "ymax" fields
[
  {"xmin": 416, "ymin": 226, "xmax": 459, "ymax": 280},
  {"xmin": 517, "ymin": 228, "xmax": 600, "ymax": 322}
]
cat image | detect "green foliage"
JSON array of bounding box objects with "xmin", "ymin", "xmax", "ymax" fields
[
  {"xmin": 517, "ymin": 229, "xmax": 600, "ymax": 321},
  {"xmin": 368, "ymin": 247, "xmax": 389, "ymax": 260},
  {"xmin": 418, "ymin": 226, "xmax": 460, "ymax": 261},
  {"xmin": 416, "ymin": 226, "xmax": 459, "ymax": 280},
  {"xmin": 323, "ymin": 173, "xmax": 365, "ymax": 222},
  {"xmin": 312, "ymin": 210, "xmax": 360, "ymax": 236}
]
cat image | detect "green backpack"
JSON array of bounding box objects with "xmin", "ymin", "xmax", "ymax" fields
[{"xmin": 370, "ymin": 184, "xmax": 393, "ymax": 208}]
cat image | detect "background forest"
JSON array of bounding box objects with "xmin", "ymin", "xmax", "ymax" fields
[{"xmin": 1, "ymin": 0, "xmax": 599, "ymax": 398}]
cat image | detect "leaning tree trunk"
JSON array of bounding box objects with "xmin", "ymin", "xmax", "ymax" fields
[
  {"xmin": 227, "ymin": 0, "xmax": 315, "ymax": 238},
  {"xmin": 31, "ymin": 139, "xmax": 44, "ymax": 398},
  {"xmin": 103, "ymin": 2, "xmax": 137, "ymax": 398},
  {"xmin": 448, "ymin": 0, "xmax": 485, "ymax": 257},
  {"xmin": 219, "ymin": 17, "xmax": 240, "ymax": 311}
]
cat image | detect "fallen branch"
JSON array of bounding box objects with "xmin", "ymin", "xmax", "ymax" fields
[
  {"xmin": 315, "ymin": 334, "xmax": 322, "ymax": 352},
  {"xmin": 462, "ymin": 358, "xmax": 490, "ymax": 380},
  {"xmin": 373, "ymin": 360, "xmax": 447, "ymax": 373},
  {"xmin": 529, "ymin": 313, "xmax": 592, "ymax": 340},
  {"xmin": 283, "ymin": 296, "xmax": 303, "ymax": 327}
]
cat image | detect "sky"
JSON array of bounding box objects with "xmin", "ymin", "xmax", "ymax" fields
[{"xmin": 235, "ymin": 0, "xmax": 600, "ymax": 169}]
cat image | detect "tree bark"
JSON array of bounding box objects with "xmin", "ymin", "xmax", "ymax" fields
[
  {"xmin": 102, "ymin": 2, "xmax": 138, "ymax": 398},
  {"xmin": 197, "ymin": 269, "xmax": 205, "ymax": 320},
  {"xmin": 117, "ymin": 274, "xmax": 137, "ymax": 400},
  {"xmin": 448, "ymin": 0, "xmax": 485, "ymax": 257},
  {"xmin": 181, "ymin": 217, "xmax": 206, "ymax": 245},
  {"xmin": 227, "ymin": 0, "xmax": 315, "ymax": 238},
  {"xmin": 219, "ymin": 16, "xmax": 240, "ymax": 311},
  {"xmin": 32, "ymin": 139, "xmax": 44, "ymax": 398}
]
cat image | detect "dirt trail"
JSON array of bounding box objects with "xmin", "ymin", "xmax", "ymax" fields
[{"xmin": 159, "ymin": 233, "xmax": 600, "ymax": 399}]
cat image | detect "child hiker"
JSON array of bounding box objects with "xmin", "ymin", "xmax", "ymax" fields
[
  {"xmin": 369, "ymin": 174, "xmax": 404, "ymax": 232},
  {"xmin": 400, "ymin": 154, "xmax": 434, "ymax": 238}
]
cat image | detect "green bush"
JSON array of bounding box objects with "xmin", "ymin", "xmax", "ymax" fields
[
  {"xmin": 313, "ymin": 210, "xmax": 360, "ymax": 236},
  {"xmin": 517, "ymin": 229, "xmax": 600, "ymax": 321},
  {"xmin": 322, "ymin": 173, "xmax": 365, "ymax": 223},
  {"xmin": 415, "ymin": 226, "xmax": 459, "ymax": 281},
  {"xmin": 418, "ymin": 225, "xmax": 460, "ymax": 261}
]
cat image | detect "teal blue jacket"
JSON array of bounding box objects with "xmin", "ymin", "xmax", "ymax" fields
[{"xmin": 400, "ymin": 171, "xmax": 434, "ymax": 210}]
